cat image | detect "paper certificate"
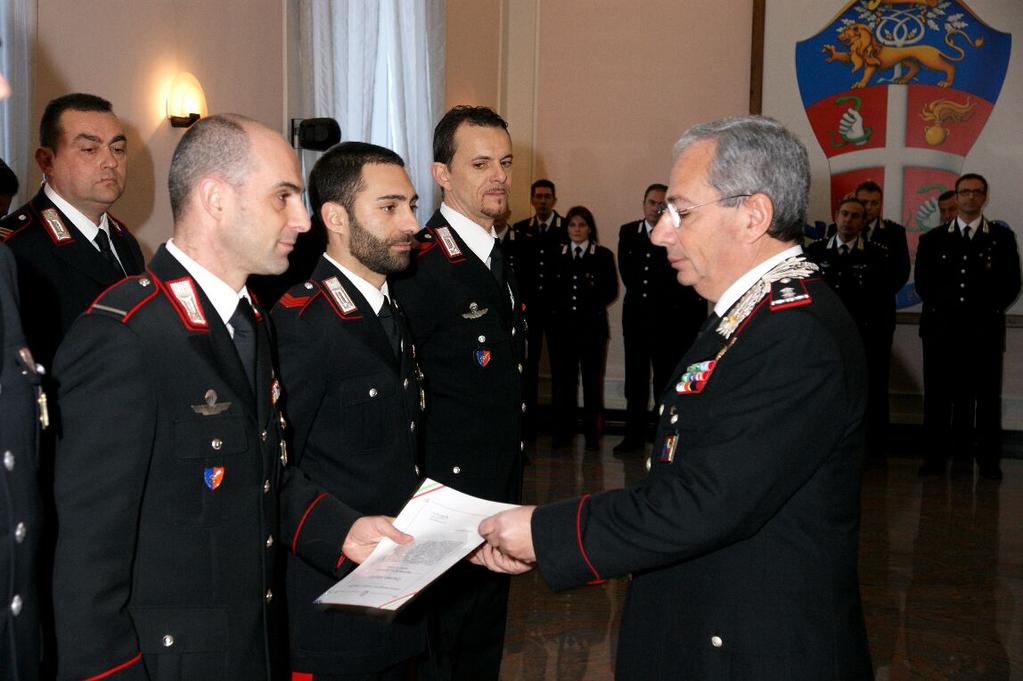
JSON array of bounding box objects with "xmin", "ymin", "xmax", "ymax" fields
[{"xmin": 316, "ymin": 478, "xmax": 519, "ymax": 611}]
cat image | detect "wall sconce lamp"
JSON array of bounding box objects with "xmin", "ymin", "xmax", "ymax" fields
[{"xmin": 167, "ymin": 72, "xmax": 207, "ymax": 128}]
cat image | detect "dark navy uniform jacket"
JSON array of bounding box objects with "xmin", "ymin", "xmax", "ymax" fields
[
  {"xmin": 915, "ymin": 217, "xmax": 1021, "ymax": 348},
  {"xmin": 273, "ymin": 256, "xmax": 426, "ymax": 675},
  {"xmin": 0, "ymin": 243, "xmax": 44, "ymax": 681},
  {"xmin": 805, "ymin": 235, "xmax": 895, "ymax": 341},
  {"xmin": 0, "ymin": 188, "xmax": 144, "ymax": 370},
  {"xmin": 550, "ymin": 242, "xmax": 618, "ymax": 338},
  {"xmin": 510, "ymin": 213, "xmax": 565, "ymax": 307},
  {"xmin": 52, "ymin": 245, "xmax": 305, "ymax": 681},
  {"xmin": 532, "ymin": 257, "xmax": 873, "ymax": 680},
  {"xmin": 827, "ymin": 217, "xmax": 908, "ymax": 326},
  {"xmin": 617, "ymin": 219, "xmax": 705, "ymax": 338},
  {"xmin": 391, "ymin": 210, "xmax": 526, "ymax": 504}
]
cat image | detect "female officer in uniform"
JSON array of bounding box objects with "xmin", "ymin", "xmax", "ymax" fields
[{"xmin": 549, "ymin": 206, "xmax": 618, "ymax": 450}]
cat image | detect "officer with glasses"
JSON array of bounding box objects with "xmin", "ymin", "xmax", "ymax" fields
[
  {"xmin": 477, "ymin": 115, "xmax": 873, "ymax": 681},
  {"xmin": 916, "ymin": 173, "xmax": 1021, "ymax": 479}
]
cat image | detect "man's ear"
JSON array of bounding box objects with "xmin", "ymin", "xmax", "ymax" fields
[
  {"xmin": 196, "ymin": 176, "xmax": 228, "ymax": 222},
  {"xmin": 321, "ymin": 201, "xmax": 347, "ymax": 235},
  {"xmin": 35, "ymin": 147, "xmax": 54, "ymax": 176},
  {"xmin": 742, "ymin": 192, "xmax": 774, "ymax": 242},
  {"xmin": 431, "ymin": 162, "xmax": 451, "ymax": 193}
]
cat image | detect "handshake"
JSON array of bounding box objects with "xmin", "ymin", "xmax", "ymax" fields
[{"xmin": 470, "ymin": 505, "xmax": 539, "ymax": 575}]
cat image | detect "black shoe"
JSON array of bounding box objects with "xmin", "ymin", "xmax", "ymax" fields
[
  {"xmin": 978, "ymin": 463, "xmax": 1003, "ymax": 481},
  {"xmin": 612, "ymin": 438, "xmax": 644, "ymax": 456},
  {"xmin": 918, "ymin": 460, "xmax": 945, "ymax": 477}
]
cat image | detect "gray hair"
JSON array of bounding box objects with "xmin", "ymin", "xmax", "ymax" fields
[
  {"xmin": 672, "ymin": 116, "xmax": 809, "ymax": 242},
  {"xmin": 168, "ymin": 113, "xmax": 255, "ymax": 221}
]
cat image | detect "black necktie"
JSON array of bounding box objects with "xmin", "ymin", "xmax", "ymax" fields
[
  {"xmin": 379, "ymin": 295, "xmax": 401, "ymax": 359},
  {"xmin": 574, "ymin": 245, "xmax": 583, "ymax": 260},
  {"xmin": 863, "ymin": 223, "xmax": 872, "ymax": 241},
  {"xmin": 839, "ymin": 244, "xmax": 849, "ymax": 256},
  {"xmin": 94, "ymin": 229, "xmax": 125, "ymax": 276},
  {"xmin": 963, "ymin": 225, "xmax": 971, "ymax": 240},
  {"xmin": 698, "ymin": 312, "xmax": 721, "ymax": 336},
  {"xmin": 489, "ymin": 238, "xmax": 506, "ymax": 289},
  {"xmin": 229, "ymin": 298, "xmax": 257, "ymax": 391}
]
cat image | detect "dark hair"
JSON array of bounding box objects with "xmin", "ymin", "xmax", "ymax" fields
[
  {"xmin": 168, "ymin": 114, "xmax": 254, "ymax": 222},
  {"xmin": 644, "ymin": 183, "xmax": 667, "ymax": 199},
  {"xmin": 308, "ymin": 141, "xmax": 406, "ymax": 244},
  {"xmin": 836, "ymin": 197, "xmax": 865, "ymax": 213},
  {"xmin": 854, "ymin": 180, "xmax": 883, "ymax": 197},
  {"xmin": 938, "ymin": 189, "xmax": 956, "ymax": 202},
  {"xmin": 433, "ymin": 105, "xmax": 508, "ymax": 165},
  {"xmin": 531, "ymin": 179, "xmax": 556, "ymax": 197},
  {"xmin": 955, "ymin": 173, "xmax": 988, "ymax": 194},
  {"xmin": 564, "ymin": 205, "xmax": 598, "ymax": 243},
  {"xmin": 0, "ymin": 159, "xmax": 18, "ymax": 195},
  {"xmin": 39, "ymin": 93, "xmax": 113, "ymax": 150},
  {"xmin": 673, "ymin": 116, "xmax": 810, "ymax": 243}
]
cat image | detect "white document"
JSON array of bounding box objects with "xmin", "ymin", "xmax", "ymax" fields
[{"xmin": 316, "ymin": 478, "xmax": 519, "ymax": 611}]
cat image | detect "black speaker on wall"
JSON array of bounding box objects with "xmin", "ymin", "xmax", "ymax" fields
[{"xmin": 291, "ymin": 118, "xmax": 341, "ymax": 151}]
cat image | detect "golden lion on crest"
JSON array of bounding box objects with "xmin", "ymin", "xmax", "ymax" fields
[{"xmin": 823, "ymin": 22, "xmax": 983, "ymax": 89}]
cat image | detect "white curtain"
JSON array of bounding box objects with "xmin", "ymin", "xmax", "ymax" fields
[
  {"xmin": 297, "ymin": 0, "xmax": 445, "ymax": 217},
  {"xmin": 0, "ymin": 0, "xmax": 35, "ymax": 208}
]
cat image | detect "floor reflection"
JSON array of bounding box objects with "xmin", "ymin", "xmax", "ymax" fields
[{"xmin": 500, "ymin": 437, "xmax": 1023, "ymax": 680}]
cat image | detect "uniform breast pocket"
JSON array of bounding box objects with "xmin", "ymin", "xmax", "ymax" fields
[
  {"xmin": 338, "ymin": 373, "xmax": 395, "ymax": 452},
  {"xmin": 132, "ymin": 606, "xmax": 228, "ymax": 681},
  {"xmin": 170, "ymin": 415, "xmax": 253, "ymax": 527}
]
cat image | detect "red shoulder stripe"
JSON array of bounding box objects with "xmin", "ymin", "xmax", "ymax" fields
[{"xmin": 278, "ymin": 292, "xmax": 312, "ymax": 309}]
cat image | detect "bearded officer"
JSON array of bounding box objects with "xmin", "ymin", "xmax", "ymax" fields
[
  {"xmin": 51, "ymin": 115, "xmax": 406, "ymax": 681},
  {"xmin": 478, "ymin": 116, "xmax": 872, "ymax": 681},
  {"xmin": 273, "ymin": 141, "xmax": 426, "ymax": 681}
]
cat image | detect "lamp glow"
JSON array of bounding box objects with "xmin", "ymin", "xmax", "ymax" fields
[{"xmin": 166, "ymin": 72, "xmax": 207, "ymax": 128}]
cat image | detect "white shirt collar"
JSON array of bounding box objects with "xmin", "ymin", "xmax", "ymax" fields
[
  {"xmin": 831, "ymin": 234, "xmax": 858, "ymax": 250},
  {"xmin": 571, "ymin": 240, "xmax": 590, "ymax": 254},
  {"xmin": 714, "ymin": 245, "xmax": 804, "ymax": 317},
  {"xmin": 323, "ymin": 253, "xmax": 388, "ymax": 314},
  {"xmin": 44, "ymin": 182, "xmax": 111, "ymax": 243},
  {"xmin": 643, "ymin": 219, "xmax": 655, "ymax": 236},
  {"xmin": 956, "ymin": 215, "xmax": 982, "ymax": 237},
  {"xmin": 165, "ymin": 238, "xmax": 250, "ymax": 334},
  {"xmin": 536, "ymin": 213, "xmax": 555, "ymax": 229},
  {"xmin": 440, "ymin": 202, "xmax": 498, "ymax": 267}
]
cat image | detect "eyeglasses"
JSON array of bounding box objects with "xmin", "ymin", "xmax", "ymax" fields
[
  {"xmin": 659, "ymin": 194, "xmax": 751, "ymax": 229},
  {"xmin": 956, "ymin": 188, "xmax": 986, "ymax": 197}
]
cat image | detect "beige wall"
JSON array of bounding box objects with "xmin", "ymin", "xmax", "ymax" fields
[
  {"xmin": 446, "ymin": 0, "xmax": 753, "ymax": 407},
  {"xmin": 32, "ymin": 0, "xmax": 286, "ymax": 258},
  {"xmin": 444, "ymin": 0, "xmax": 503, "ymax": 111}
]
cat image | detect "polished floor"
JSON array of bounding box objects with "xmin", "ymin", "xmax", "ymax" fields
[{"xmin": 499, "ymin": 435, "xmax": 1023, "ymax": 680}]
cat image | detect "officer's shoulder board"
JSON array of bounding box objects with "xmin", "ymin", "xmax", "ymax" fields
[
  {"xmin": 717, "ymin": 257, "xmax": 818, "ymax": 339},
  {"xmin": 0, "ymin": 206, "xmax": 37, "ymax": 242},
  {"xmin": 417, "ymin": 226, "xmax": 465, "ymax": 263},
  {"xmin": 86, "ymin": 273, "xmax": 159, "ymax": 323}
]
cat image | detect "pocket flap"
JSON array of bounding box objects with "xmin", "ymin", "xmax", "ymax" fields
[
  {"xmin": 173, "ymin": 415, "xmax": 248, "ymax": 458},
  {"xmin": 132, "ymin": 606, "xmax": 228, "ymax": 653}
]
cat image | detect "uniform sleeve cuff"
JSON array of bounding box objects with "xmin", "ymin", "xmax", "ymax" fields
[{"xmin": 532, "ymin": 494, "xmax": 606, "ymax": 591}]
